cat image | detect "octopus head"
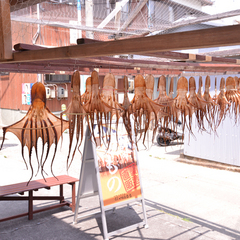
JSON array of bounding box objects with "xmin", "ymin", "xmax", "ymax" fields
[
  {"xmin": 189, "ymin": 77, "xmax": 196, "ymax": 91},
  {"xmin": 205, "ymin": 76, "xmax": 211, "ymax": 90},
  {"xmin": 226, "ymin": 76, "xmax": 236, "ymax": 91},
  {"xmin": 220, "ymin": 77, "xmax": 225, "ymax": 91},
  {"xmin": 134, "ymin": 74, "xmax": 146, "ymax": 97},
  {"xmin": 31, "ymin": 82, "xmax": 46, "ymax": 114},
  {"xmin": 158, "ymin": 75, "xmax": 166, "ymax": 93},
  {"xmin": 177, "ymin": 76, "xmax": 188, "ymax": 94},
  {"xmin": 145, "ymin": 74, "xmax": 154, "ymax": 91},
  {"xmin": 71, "ymin": 71, "xmax": 80, "ymax": 95},
  {"xmin": 103, "ymin": 73, "xmax": 115, "ymax": 89}
]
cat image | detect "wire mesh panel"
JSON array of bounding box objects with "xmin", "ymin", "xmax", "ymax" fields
[{"xmin": 7, "ymin": 0, "xmax": 240, "ymax": 48}]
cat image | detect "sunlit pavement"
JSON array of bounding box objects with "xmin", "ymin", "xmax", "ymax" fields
[{"xmin": 0, "ymin": 130, "xmax": 239, "ymax": 240}]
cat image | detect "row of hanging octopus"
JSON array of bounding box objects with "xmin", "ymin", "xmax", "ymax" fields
[{"xmin": 1, "ymin": 70, "xmax": 240, "ymax": 183}]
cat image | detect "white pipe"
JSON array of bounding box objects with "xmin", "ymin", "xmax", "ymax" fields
[
  {"xmin": 77, "ymin": 0, "xmax": 82, "ymax": 38},
  {"xmin": 32, "ymin": 4, "xmax": 40, "ymax": 44}
]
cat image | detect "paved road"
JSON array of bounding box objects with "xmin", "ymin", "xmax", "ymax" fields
[{"xmin": 0, "ymin": 130, "xmax": 240, "ymax": 240}]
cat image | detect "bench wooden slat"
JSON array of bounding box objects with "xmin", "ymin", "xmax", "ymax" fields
[{"xmin": 0, "ymin": 175, "xmax": 78, "ymax": 197}]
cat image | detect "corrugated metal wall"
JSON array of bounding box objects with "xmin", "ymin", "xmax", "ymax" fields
[{"xmin": 184, "ymin": 74, "xmax": 240, "ymax": 167}]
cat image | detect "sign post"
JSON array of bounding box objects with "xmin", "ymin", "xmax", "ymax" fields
[{"xmin": 73, "ymin": 123, "xmax": 148, "ymax": 240}]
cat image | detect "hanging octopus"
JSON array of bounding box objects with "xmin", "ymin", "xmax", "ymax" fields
[
  {"xmin": 1, "ymin": 82, "xmax": 69, "ymax": 183},
  {"xmin": 215, "ymin": 77, "xmax": 230, "ymax": 129},
  {"xmin": 120, "ymin": 76, "xmax": 132, "ymax": 142},
  {"xmin": 225, "ymin": 76, "xmax": 240, "ymax": 123},
  {"xmin": 202, "ymin": 75, "xmax": 216, "ymax": 130},
  {"xmin": 234, "ymin": 76, "xmax": 240, "ymax": 92},
  {"xmin": 169, "ymin": 77, "xmax": 174, "ymax": 99},
  {"xmin": 129, "ymin": 74, "xmax": 167, "ymax": 147},
  {"xmin": 196, "ymin": 76, "xmax": 208, "ymax": 131},
  {"xmin": 121, "ymin": 76, "xmax": 131, "ymax": 111},
  {"xmin": 145, "ymin": 74, "xmax": 155, "ymax": 99},
  {"xmin": 81, "ymin": 76, "xmax": 91, "ymax": 104},
  {"xmin": 187, "ymin": 76, "xmax": 206, "ymax": 131},
  {"xmin": 154, "ymin": 75, "xmax": 174, "ymax": 128},
  {"xmin": 60, "ymin": 71, "xmax": 85, "ymax": 170},
  {"xmin": 173, "ymin": 76, "xmax": 192, "ymax": 132},
  {"xmin": 83, "ymin": 71, "xmax": 117, "ymax": 148},
  {"xmin": 100, "ymin": 73, "xmax": 124, "ymax": 145}
]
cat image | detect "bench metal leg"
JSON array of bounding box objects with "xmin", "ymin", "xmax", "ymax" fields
[
  {"xmin": 71, "ymin": 182, "xmax": 76, "ymax": 212},
  {"xmin": 28, "ymin": 190, "xmax": 33, "ymax": 220},
  {"xmin": 59, "ymin": 184, "xmax": 64, "ymax": 203}
]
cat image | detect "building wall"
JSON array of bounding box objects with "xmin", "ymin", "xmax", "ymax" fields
[{"xmin": 0, "ymin": 72, "xmax": 73, "ymax": 125}]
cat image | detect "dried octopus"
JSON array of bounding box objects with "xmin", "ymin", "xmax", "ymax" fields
[
  {"xmin": 81, "ymin": 76, "xmax": 91, "ymax": 104},
  {"xmin": 196, "ymin": 76, "xmax": 208, "ymax": 131},
  {"xmin": 173, "ymin": 76, "xmax": 192, "ymax": 132},
  {"xmin": 145, "ymin": 74, "xmax": 155, "ymax": 99},
  {"xmin": 225, "ymin": 76, "xmax": 240, "ymax": 123},
  {"xmin": 187, "ymin": 76, "xmax": 206, "ymax": 131},
  {"xmin": 129, "ymin": 74, "xmax": 167, "ymax": 147},
  {"xmin": 1, "ymin": 82, "xmax": 68, "ymax": 183},
  {"xmin": 83, "ymin": 71, "xmax": 117, "ymax": 148},
  {"xmin": 60, "ymin": 71, "xmax": 85, "ymax": 170},
  {"xmin": 215, "ymin": 77, "xmax": 230, "ymax": 129},
  {"xmin": 202, "ymin": 76, "xmax": 217, "ymax": 131},
  {"xmin": 120, "ymin": 76, "xmax": 132, "ymax": 142},
  {"xmin": 169, "ymin": 77, "xmax": 174, "ymax": 99},
  {"xmin": 154, "ymin": 75, "xmax": 174, "ymax": 128},
  {"xmin": 100, "ymin": 73, "xmax": 124, "ymax": 145},
  {"xmin": 234, "ymin": 76, "xmax": 240, "ymax": 92}
]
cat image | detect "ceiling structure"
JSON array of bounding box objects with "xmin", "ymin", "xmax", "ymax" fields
[{"xmin": 1, "ymin": 0, "xmax": 240, "ymax": 76}]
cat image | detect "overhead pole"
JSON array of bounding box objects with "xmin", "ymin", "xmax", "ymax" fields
[{"xmin": 0, "ymin": 0, "xmax": 12, "ymax": 60}]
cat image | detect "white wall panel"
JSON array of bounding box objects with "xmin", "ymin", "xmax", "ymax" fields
[{"xmin": 184, "ymin": 74, "xmax": 240, "ymax": 167}]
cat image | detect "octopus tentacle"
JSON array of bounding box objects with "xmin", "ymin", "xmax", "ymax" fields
[
  {"xmin": 196, "ymin": 76, "xmax": 208, "ymax": 131},
  {"xmin": 47, "ymin": 117, "xmax": 58, "ymax": 179},
  {"xmin": 61, "ymin": 71, "xmax": 85, "ymax": 169},
  {"xmin": 34, "ymin": 118, "xmax": 41, "ymax": 176},
  {"xmin": 41, "ymin": 119, "xmax": 50, "ymax": 180},
  {"xmin": 203, "ymin": 76, "xmax": 217, "ymax": 131},
  {"xmin": 21, "ymin": 119, "xmax": 29, "ymax": 169},
  {"xmin": 27, "ymin": 119, "xmax": 34, "ymax": 185},
  {"xmin": 40, "ymin": 120, "xmax": 45, "ymax": 176}
]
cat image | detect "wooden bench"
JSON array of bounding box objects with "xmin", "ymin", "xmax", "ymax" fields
[{"xmin": 0, "ymin": 175, "xmax": 78, "ymax": 222}]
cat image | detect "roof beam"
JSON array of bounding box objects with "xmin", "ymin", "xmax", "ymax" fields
[
  {"xmin": 0, "ymin": 0, "xmax": 12, "ymax": 60},
  {"xmin": 2, "ymin": 24, "xmax": 240, "ymax": 63}
]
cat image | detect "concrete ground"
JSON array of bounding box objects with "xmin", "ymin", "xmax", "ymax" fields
[{"xmin": 0, "ymin": 129, "xmax": 240, "ymax": 240}]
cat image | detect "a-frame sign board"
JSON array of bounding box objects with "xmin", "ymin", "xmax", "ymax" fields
[{"xmin": 73, "ymin": 126, "xmax": 148, "ymax": 240}]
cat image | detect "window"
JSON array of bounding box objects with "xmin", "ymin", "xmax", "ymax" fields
[{"xmin": 45, "ymin": 74, "xmax": 71, "ymax": 83}]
